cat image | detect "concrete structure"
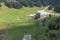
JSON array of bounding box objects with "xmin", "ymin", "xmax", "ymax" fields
[{"xmin": 22, "ymin": 35, "xmax": 32, "ymax": 40}]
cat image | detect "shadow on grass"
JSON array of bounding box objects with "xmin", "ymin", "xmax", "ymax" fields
[{"xmin": 3, "ymin": 23, "xmax": 37, "ymax": 40}]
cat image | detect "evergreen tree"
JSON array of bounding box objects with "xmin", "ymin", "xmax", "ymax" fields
[{"xmin": 1, "ymin": 0, "xmax": 60, "ymax": 12}]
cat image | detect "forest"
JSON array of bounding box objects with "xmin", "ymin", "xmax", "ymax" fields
[{"xmin": 0, "ymin": 0, "xmax": 60, "ymax": 13}]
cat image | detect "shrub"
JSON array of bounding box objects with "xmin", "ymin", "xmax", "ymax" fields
[{"xmin": 0, "ymin": 3, "xmax": 1, "ymax": 7}]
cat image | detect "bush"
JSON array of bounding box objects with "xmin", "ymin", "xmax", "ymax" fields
[
  {"xmin": 12, "ymin": 1, "xmax": 22, "ymax": 9},
  {"xmin": 21, "ymin": 2, "xmax": 28, "ymax": 7},
  {"xmin": 48, "ymin": 17, "xmax": 60, "ymax": 30},
  {"xmin": 0, "ymin": 3, "xmax": 1, "ymax": 7},
  {"xmin": 4, "ymin": 1, "xmax": 22, "ymax": 9},
  {"xmin": 54, "ymin": 6, "xmax": 60, "ymax": 13},
  {"xmin": 5, "ymin": 2, "xmax": 12, "ymax": 8},
  {"xmin": 48, "ymin": 5, "xmax": 53, "ymax": 10}
]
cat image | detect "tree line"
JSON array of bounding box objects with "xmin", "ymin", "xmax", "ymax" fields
[{"xmin": 0, "ymin": 0, "xmax": 60, "ymax": 13}]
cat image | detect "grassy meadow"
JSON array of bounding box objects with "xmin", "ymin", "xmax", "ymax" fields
[
  {"xmin": 0, "ymin": 3, "xmax": 60, "ymax": 40},
  {"xmin": 0, "ymin": 3, "xmax": 44, "ymax": 40},
  {"xmin": 0, "ymin": 3, "xmax": 44, "ymax": 29}
]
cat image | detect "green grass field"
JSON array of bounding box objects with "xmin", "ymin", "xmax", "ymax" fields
[
  {"xmin": 0, "ymin": 3, "xmax": 43, "ymax": 40},
  {"xmin": 0, "ymin": 3, "xmax": 60, "ymax": 40},
  {"xmin": 0, "ymin": 3, "xmax": 44, "ymax": 29}
]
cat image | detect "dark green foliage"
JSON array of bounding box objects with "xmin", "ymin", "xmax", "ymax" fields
[
  {"xmin": 0, "ymin": 3, "xmax": 1, "ymax": 7},
  {"xmin": 1, "ymin": 0, "xmax": 60, "ymax": 12},
  {"xmin": 4, "ymin": 1, "xmax": 22, "ymax": 9},
  {"xmin": 48, "ymin": 5, "xmax": 53, "ymax": 10},
  {"xmin": 12, "ymin": 1, "xmax": 22, "ymax": 9},
  {"xmin": 5, "ymin": 2, "xmax": 12, "ymax": 8},
  {"xmin": 54, "ymin": 6, "xmax": 60, "ymax": 13},
  {"xmin": 55, "ymin": 17, "xmax": 60, "ymax": 24},
  {"xmin": 28, "ymin": 2, "xmax": 34, "ymax": 7},
  {"xmin": 48, "ymin": 23, "xmax": 54, "ymax": 30},
  {"xmin": 50, "ymin": 34, "xmax": 56, "ymax": 37},
  {"xmin": 42, "ymin": 18, "xmax": 47, "ymax": 26},
  {"xmin": 48, "ymin": 17, "xmax": 60, "ymax": 30},
  {"xmin": 47, "ymin": 33, "xmax": 60, "ymax": 40},
  {"xmin": 2, "ymin": 0, "xmax": 50, "ymax": 9},
  {"xmin": 21, "ymin": 2, "xmax": 28, "ymax": 7},
  {"xmin": 0, "ymin": 0, "xmax": 4, "ymax": 2},
  {"xmin": 53, "ymin": 0, "xmax": 60, "ymax": 13},
  {"xmin": 48, "ymin": 23, "xmax": 59, "ymax": 30},
  {"xmin": 0, "ymin": 0, "xmax": 2, "ymax": 7}
]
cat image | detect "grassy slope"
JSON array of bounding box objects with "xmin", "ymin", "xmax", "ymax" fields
[
  {"xmin": 0, "ymin": 3, "xmax": 43, "ymax": 40},
  {"xmin": 0, "ymin": 3, "xmax": 60, "ymax": 40},
  {"xmin": 0, "ymin": 3, "xmax": 43, "ymax": 29}
]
